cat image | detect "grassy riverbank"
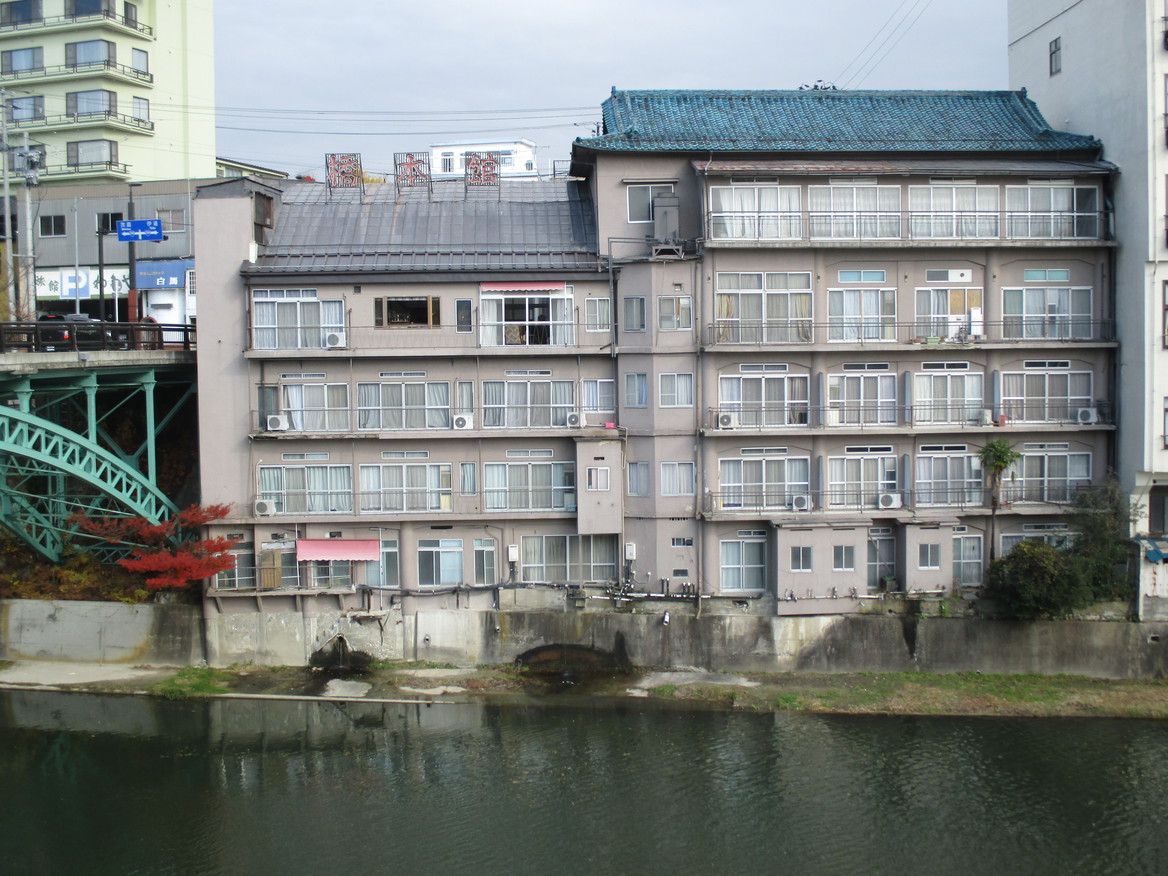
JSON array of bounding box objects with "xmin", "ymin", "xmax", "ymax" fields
[{"xmin": 133, "ymin": 663, "xmax": 1168, "ymax": 719}]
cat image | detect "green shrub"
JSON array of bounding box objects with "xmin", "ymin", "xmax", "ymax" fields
[{"xmin": 984, "ymin": 540, "xmax": 1092, "ymax": 620}]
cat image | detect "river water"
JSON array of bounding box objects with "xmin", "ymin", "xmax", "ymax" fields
[{"xmin": 2, "ymin": 690, "xmax": 1167, "ymax": 875}]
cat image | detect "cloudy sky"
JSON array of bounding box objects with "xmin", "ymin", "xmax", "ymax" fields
[{"xmin": 214, "ymin": 0, "xmax": 1009, "ymax": 178}]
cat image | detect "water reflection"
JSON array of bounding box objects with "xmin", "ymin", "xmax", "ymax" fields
[{"xmin": 2, "ymin": 691, "xmax": 1168, "ymax": 875}]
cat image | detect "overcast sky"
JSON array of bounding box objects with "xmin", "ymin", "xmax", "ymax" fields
[{"xmin": 214, "ymin": 0, "xmax": 1009, "ymax": 178}]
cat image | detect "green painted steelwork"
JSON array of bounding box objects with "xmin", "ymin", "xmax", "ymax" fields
[{"xmin": 0, "ymin": 406, "xmax": 179, "ymax": 561}]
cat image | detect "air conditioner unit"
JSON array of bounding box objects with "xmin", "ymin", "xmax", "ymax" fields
[
  {"xmin": 254, "ymin": 499, "xmax": 276, "ymax": 517},
  {"xmin": 717, "ymin": 411, "xmax": 738, "ymax": 429},
  {"xmin": 453, "ymin": 414, "xmax": 474, "ymax": 430},
  {"xmin": 979, "ymin": 408, "xmax": 994, "ymax": 426},
  {"xmin": 791, "ymin": 493, "xmax": 812, "ymax": 511},
  {"xmin": 1076, "ymin": 407, "xmax": 1099, "ymax": 424},
  {"xmin": 566, "ymin": 411, "xmax": 583, "ymax": 428},
  {"xmin": 878, "ymin": 492, "xmax": 903, "ymax": 510},
  {"xmin": 266, "ymin": 414, "xmax": 289, "ymax": 432},
  {"xmin": 324, "ymin": 331, "xmax": 346, "ymax": 349}
]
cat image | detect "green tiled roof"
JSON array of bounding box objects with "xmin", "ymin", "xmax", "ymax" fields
[{"xmin": 574, "ymin": 88, "xmax": 1100, "ymax": 154}]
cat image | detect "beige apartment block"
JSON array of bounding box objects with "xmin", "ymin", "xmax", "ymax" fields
[
  {"xmin": 0, "ymin": 0, "xmax": 215, "ymax": 183},
  {"xmin": 194, "ymin": 89, "xmax": 1116, "ymax": 630}
]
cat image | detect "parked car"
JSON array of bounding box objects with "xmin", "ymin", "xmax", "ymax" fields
[{"xmin": 36, "ymin": 313, "xmax": 118, "ymax": 352}]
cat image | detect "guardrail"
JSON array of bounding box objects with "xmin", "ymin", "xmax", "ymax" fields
[{"xmin": 0, "ymin": 320, "xmax": 195, "ymax": 353}]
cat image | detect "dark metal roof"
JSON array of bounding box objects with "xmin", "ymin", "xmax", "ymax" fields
[
  {"xmin": 693, "ymin": 157, "xmax": 1117, "ymax": 176},
  {"xmin": 575, "ymin": 88, "xmax": 1102, "ymax": 155},
  {"xmin": 244, "ymin": 179, "xmax": 601, "ymax": 276}
]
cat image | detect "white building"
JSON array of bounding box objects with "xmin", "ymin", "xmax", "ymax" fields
[
  {"xmin": 1009, "ymin": 0, "xmax": 1168, "ymax": 618},
  {"xmin": 428, "ymin": 139, "xmax": 539, "ymax": 178}
]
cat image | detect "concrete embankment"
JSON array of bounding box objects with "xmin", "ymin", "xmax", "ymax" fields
[{"xmin": 4, "ymin": 597, "xmax": 1168, "ymax": 679}]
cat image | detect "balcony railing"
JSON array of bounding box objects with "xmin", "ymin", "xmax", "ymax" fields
[
  {"xmin": 249, "ymin": 318, "xmax": 611, "ymax": 354},
  {"xmin": 704, "ymin": 482, "xmax": 1094, "ymax": 514},
  {"xmin": 707, "ymin": 401, "xmax": 1112, "ymax": 432},
  {"xmin": 253, "ymin": 405, "xmax": 616, "ymax": 434},
  {"xmin": 7, "ymin": 111, "xmax": 153, "ymax": 132},
  {"xmin": 0, "ymin": 11, "xmax": 153, "ymax": 35},
  {"xmin": 1, "ymin": 61, "xmax": 153, "ymax": 83},
  {"xmin": 707, "ymin": 208, "xmax": 1106, "ymax": 243},
  {"xmin": 0, "ymin": 320, "xmax": 194, "ymax": 353},
  {"xmin": 704, "ymin": 318, "xmax": 1115, "ymax": 346},
  {"xmin": 39, "ymin": 160, "xmax": 129, "ymax": 178}
]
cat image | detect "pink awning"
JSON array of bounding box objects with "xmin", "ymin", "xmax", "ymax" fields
[
  {"xmin": 296, "ymin": 539, "xmax": 380, "ymax": 562},
  {"xmin": 479, "ymin": 282, "xmax": 565, "ymax": 292}
]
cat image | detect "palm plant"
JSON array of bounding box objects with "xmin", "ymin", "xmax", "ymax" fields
[{"xmin": 979, "ymin": 439, "xmax": 1023, "ymax": 562}]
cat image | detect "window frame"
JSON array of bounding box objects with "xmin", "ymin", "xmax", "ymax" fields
[{"xmin": 627, "ymin": 183, "xmax": 674, "ymax": 223}]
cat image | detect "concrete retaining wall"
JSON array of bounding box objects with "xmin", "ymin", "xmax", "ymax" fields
[
  {"xmin": 0, "ymin": 599, "xmax": 203, "ymax": 665},
  {"xmin": 7, "ymin": 598, "xmax": 1168, "ymax": 679}
]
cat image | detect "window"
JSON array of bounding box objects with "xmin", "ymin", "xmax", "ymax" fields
[
  {"xmin": 582, "ymin": 378, "xmax": 615, "ymax": 413},
  {"xmin": 828, "ymin": 450, "xmax": 898, "ymax": 508},
  {"xmin": 130, "ymin": 96, "xmax": 149, "ymax": 122},
  {"xmin": 1024, "ymin": 269, "xmax": 1071, "ymax": 282},
  {"xmin": 67, "ymin": 0, "xmax": 111, "ymax": 15},
  {"xmin": 1003, "ymin": 449, "xmax": 1091, "ymax": 503},
  {"xmin": 441, "ymin": 152, "xmax": 454, "ymax": 173},
  {"xmin": 718, "ymin": 455, "xmax": 811, "ymax": 510},
  {"xmin": 154, "ymin": 208, "xmax": 184, "ymax": 234},
  {"xmin": 252, "ymin": 289, "xmax": 344, "ymax": 350},
  {"xmin": 258, "ymin": 464, "xmax": 352, "ymax": 514},
  {"xmin": 1001, "ymin": 368, "xmax": 1092, "ymax": 423},
  {"xmin": 791, "ymin": 546, "xmax": 812, "ymax": 572},
  {"xmin": 459, "ymin": 462, "xmax": 477, "ymax": 496},
  {"xmin": 714, "ymin": 272, "xmax": 812, "ymax": 344},
  {"xmin": 628, "ymin": 462, "xmax": 649, "ymax": 497},
  {"xmin": 838, "ymin": 270, "xmax": 886, "ymax": 282},
  {"xmin": 1, "ymin": 1, "xmax": 42, "ymax": 26},
  {"xmin": 1049, "ymin": 37, "xmax": 1061, "ymax": 75},
  {"xmin": 453, "ymin": 299, "xmax": 472, "ymax": 332},
  {"xmin": 833, "ymin": 545, "xmax": 856, "ymax": 571},
  {"xmin": 305, "ymin": 560, "xmax": 351, "ymax": 589},
  {"xmin": 953, "ymin": 534, "xmax": 983, "ymax": 586},
  {"xmin": 124, "ymin": 1, "xmax": 137, "ymax": 26},
  {"xmin": 96, "ymin": 211, "xmax": 122, "ymax": 233},
  {"xmin": 720, "ymin": 534, "xmax": 766, "ymax": 591},
  {"xmin": 216, "ymin": 544, "xmax": 256, "ymax": 590},
  {"xmin": 913, "ymin": 371, "xmax": 984, "ymax": 425},
  {"xmin": 585, "ymin": 297, "xmax": 611, "ymax": 332},
  {"xmin": 480, "ymin": 286, "xmax": 573, "ymax": 346},
  {"xmin": 623, "ymin": 297, "xmax": 646, "ymax": 332},
  {"xmin": 281, "ymin": 383, "xmax": 349, "ymax": 431},
  {"xmin": 418, "ymin": 539, "xmax": 463, "ymax": 587},
  {"xmin": 375, "ymin": 296, "xmax": 439, "ymax": 327},
  {"xmin": 6, "ymin": 95, "xmax": 43, "ymax": 122},
  {"xmin": 474, "ymin": 538, "xmax": 496, "ymax": 586},
  {"xmin": 131, "ymin": 47, "xmax": 148, "ymax": 74},
  {"xmin": 908, "ymin": 185, "xmax": 999, "ymax": 238},
  {"xmin": 915, "ymin": 287, "xmax": 983, "ymax": 340},
  {"xmin": 1005, "ymin": 185, "xmax": 1099, "ymax": 239},
  {"xmin": 868, "ymin": 529, "xmax": 896, "ymax": 589},
  {"xmin": 916, "ymin": 449, "xmax": 982, "ymax": 506},
  {"xmin": 1, "ymin": 46, "xmax": 42, "ymax": 75},
  {"xmin": 586, "ymin": 466, "xmax": 610, "ymax": 491},
  {"xmin": 708, "ymin": 184, "xmax": 801, "ymax": 240},
  {"xmin": 69, "ymin": 140, "xmax": 117, "ymax": 168},
  {"xmin": 658, "ymin": 295, "xmax": 692, "ymax": 330},
  {"xmin": 357, "ymin": 381, "xmax": 450, "ymax": 430},
  {"xmin": 484, "ymin": 461, "xmax": 575, "ymax": 510},
  {"xmin": 627, "ymin": 183, "xmax": 673, "ymax": 223},
  {"xmin": 827, "ymin": 288, "xmax": 896, "ymax": 341},
  {"xmin": 625, "ymin": 373, "xmax": 648, "ymax": 408},
  {"xmin": 659, "ymin": 373, "xmax": 694, "ymax": 407},
  {"xmin": 809, "ymin": 184, "xmax": 901, "ymax": 239},
  {"xmin": 1002, "ymin": 527, "xmax": 1075, "ymax": 555},
  {"xmin": 659, "ymin": 462, "xmax": 695, "ymax": 496},
  {"xmin": 369, "ymin": 540, "xmax": 399, "ymax": 589},
  {"xmin": 521, "ymin": 534, "xmax": 617, "ymax": 583},
  {"xmin": 720, "ymin": 372, "xmax": 810, "ymax": 427},
  {"xmin": 1002, "ymin": 286, "xmax": 1093, "ymax": 339},
  {"xmin": 359, "ymin": 463, "xmax": 452, "ymax": 512},
  {"xmin": 827, "ymin": 373, "xmax": 897, "ymax": 426},
  {"xmin": 672, "ymin": 536, "xmax": 694, "ymax": 547},
  {"xmin": 66, "ymin": 39, "xmax": 114, "ymax": 68},
  {"xmin": 483, "ymin": 379, "xmax": 574, "ymax": 428},
  {"xmin": 38, "ymin": 214, "xmax": 65, "ymax": 237},
  {"xmin": 918, "ymin": 543, "xmax": 941, "ymax": 570},
  {"xmin": 66, "ymin": 89, "xmax": 115, "ymax": 117}
]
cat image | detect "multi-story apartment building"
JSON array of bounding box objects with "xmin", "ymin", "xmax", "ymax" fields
[
  {"xmin": 1008, "ymin": 1, "xmax": 1168, "ymax": 618},
  {"xmin": 0, "ymin": 0, "xmax": 215, "ymax": 183},
  {"xmin": 194, "ymin": 89, "xmax": 1115, "ymax": 647}
]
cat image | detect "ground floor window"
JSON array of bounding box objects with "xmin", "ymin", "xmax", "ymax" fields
[
  {"xmin": 216, "ymin": 544, "xmax": 255, "ymax": 590},
  {"xmin": 418, "ymin": 539, "xmax": 463, "ymax": 587},
  {"xmin": 953, "ymin": 533, "xmax": 983, "ymax": 586},
  {"xmin": 307, "ymin": 559, "xmax": 352, "ymax": 589},
  {"xmin": 720, "ymin": 532, "xmax": 766, "ymax": 591},
  {"xmin": 521, "ymin": 534, "xmax": 618, "ymax": 583},
  {"xmin": 474, "ymin": 538, "xmax": 496, "ymax": 586}
]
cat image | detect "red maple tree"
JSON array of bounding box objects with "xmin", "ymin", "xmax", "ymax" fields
[{"xmin": 71, "ymin": 503, "xmax": 240, "ymax": 590}]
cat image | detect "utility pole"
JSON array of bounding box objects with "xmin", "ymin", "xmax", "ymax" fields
[
  {"xmin": 0, "ymin": 87, "xmax": 14, "ymax": 321},
  {"xmin": 18, "ymin": 132, "xmax": 36, "ymax": 320}
]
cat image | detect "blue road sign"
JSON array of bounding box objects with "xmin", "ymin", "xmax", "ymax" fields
[{"xmin": 116, "ymin": 218, "xmax": 164, "ymax": 242}]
